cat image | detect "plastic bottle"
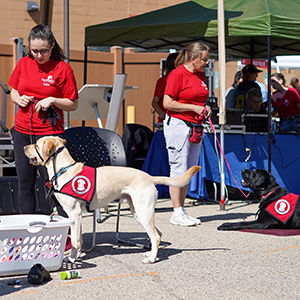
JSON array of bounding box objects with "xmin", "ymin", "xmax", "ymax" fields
[{"xmin": 61, "ymin": 270, "xmax": 80, "ymax": 280}]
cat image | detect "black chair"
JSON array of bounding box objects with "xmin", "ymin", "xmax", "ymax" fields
[
  {"xmin": 64, "ymin": 126, "xmax": 149, "ymax": 251},
  {"xmin": 122, "ymin": 123, "xmax": 154, "ymax": 170}
]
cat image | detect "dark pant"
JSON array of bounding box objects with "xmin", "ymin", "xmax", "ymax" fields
[{"xmin": 14, "ymin": 130, "xmax": 67, "ymax": 217}]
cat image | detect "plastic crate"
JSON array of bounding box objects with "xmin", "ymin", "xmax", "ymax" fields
[{"xmin": 0, "ymin": 214, "xmax": 74, "ymax": 277}]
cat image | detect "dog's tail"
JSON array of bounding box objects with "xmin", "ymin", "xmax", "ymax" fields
[{"xmin": 151, "ymin": 166, "xmax": 201, "ymax": 187}]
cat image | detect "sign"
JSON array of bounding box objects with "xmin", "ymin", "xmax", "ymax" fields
[{"xmin": 241, "ymin": 59, "xmax": 268, "ymax": 69}]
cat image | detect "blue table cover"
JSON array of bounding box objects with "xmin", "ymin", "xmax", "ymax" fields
[{"xmin": 142, "ymin": 131, "xmax": 300, "ymax": 199}]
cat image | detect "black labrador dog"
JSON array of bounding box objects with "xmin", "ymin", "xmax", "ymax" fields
[{"xmin": 218, "ymin": 169, "xmax": 300, "ymax": 230}]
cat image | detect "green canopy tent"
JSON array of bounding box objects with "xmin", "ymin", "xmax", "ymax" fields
[
  {"xmin": 84, "ymin": 1, "xmax": 242, "ymax": 53},
  {"xmin": 85, "ymin": 0, "xmax": 300, "ymax": 58}
]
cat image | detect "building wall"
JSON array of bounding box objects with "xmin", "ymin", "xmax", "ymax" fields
[{"xmin": 0, "ymin": 0, "xmax": 183, "ymax": 51}]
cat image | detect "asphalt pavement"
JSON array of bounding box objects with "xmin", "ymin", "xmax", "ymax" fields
[{"xmin": 1, "ymin": 198, "xmax": 300, "ymax": 299}]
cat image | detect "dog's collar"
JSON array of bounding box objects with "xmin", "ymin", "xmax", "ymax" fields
[{"xmin": 260, "ymin": 188, "xmax": 278, "ymax": 200}]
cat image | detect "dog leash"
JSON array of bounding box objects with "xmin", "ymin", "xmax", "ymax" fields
[{"xmin": 207, "ymin": 116, "xmax": 249, "ymax": 199}]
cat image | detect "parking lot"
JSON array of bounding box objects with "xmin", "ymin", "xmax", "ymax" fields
[{"xmin": 1, "ymin": 198, "xmax": 300, "ymax": 299}]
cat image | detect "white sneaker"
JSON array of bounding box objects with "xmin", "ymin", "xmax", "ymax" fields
[
  {"xmin": 188, "ymin": 215, "xmax": 201, "ymax": 225},
  {"xmin": 170, "ymin": 212, "xmax": 196, "ymax": 226}
]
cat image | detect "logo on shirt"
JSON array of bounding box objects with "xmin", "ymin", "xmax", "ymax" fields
[
  {"xmin": 41, "ymin": 75, "xmax": 54, "ymax": 86},
  {"xmin": 283, "ymin": 99, "xmax": 290, "ymax": 106}
]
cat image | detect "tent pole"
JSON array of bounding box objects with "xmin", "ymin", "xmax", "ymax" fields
[
  {"xmin": 63, "ymin": 0, "xmax": 70, "ymax": 128},
  {"xmin": 250, "ymin": 37, "xmax": 254, "ymax": 63},
  {"xmin": 84, "ymin": 46, "xmax": 88, "ymax": 85},
  {"xmin": 267, "ymin": 36, "xmax": 272, "ymax": 172},
  {"xmin": 218, "ymin": 0, "xmax": 226, "ymax": 210}
]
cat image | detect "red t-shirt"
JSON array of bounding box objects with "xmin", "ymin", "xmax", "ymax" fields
[
  {"xmin": 164, "ymin": 64, "xmax": 208, "ymax": 124},
  {"xmin": 9, "ymin": 56, "xmax": 78, "ymax": 135},
  {"xmin": 153, "ymin": 75, "xmax": 168, "ymax": 122},
  {"xmin": 272, "ymin": 87, "xmax": 300, "ymax": 118}
]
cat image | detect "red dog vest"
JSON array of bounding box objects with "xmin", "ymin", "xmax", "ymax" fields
[
  {"xmin": 265, "ymin": 193, "xmax": 299, "ymax": 224},
  {"xmin": 58, "ymin": 165, "xmax": 96, "ymax": 204}
]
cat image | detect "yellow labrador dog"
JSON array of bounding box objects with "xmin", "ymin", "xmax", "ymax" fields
[{"xmin": 24, "ymin": 136, "xmax": 200, "ymax": 263}]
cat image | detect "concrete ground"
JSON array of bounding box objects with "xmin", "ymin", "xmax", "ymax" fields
[{"xmin": 1, "ymin": 198, "xmax": 300, "ymax": 299}]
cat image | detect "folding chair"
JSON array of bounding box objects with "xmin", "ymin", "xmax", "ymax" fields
[{"xmin": 64, "ymin": 126, "xmax": 150, "ymax": 251}]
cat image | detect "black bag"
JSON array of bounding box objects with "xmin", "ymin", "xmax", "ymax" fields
[{"xmin": 0, "ymin": 176, "xmax": 54, "ymax": 215}]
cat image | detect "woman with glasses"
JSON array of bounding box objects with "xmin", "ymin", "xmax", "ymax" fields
[
  {"xmin": 8, "ymin": 24, "xmax": 78, "ymax": 214},
  {"xmin": 163, "ymin": 42, "xmax": 212, "ymax": 227}
]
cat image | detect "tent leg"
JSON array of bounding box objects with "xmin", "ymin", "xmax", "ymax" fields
[
  {"xmin": 267, "ymin": 35, "xmax": 272, "ymax": 172},
  {"xmin": 220, "ymin": 125, "xmax": 225, "ymax": 210}
]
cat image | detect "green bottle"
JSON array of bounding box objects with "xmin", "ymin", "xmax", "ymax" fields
[{"xmin": 61, "ymin": 270, "xmax": 80, "ymax": 280}]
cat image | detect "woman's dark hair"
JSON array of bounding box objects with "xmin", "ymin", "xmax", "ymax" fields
[
  {"xmin": 165, "ymin": 52, "xmax": 178, "ymax": 75},
  {"xmin": 271, "ymin": 72, "xmax": 286, "ymax": 86},
  {"xmin": 28, "ymin": 24, "xmax": 66, "ymax": 61},
  {"xmin": 232, "ymin": 71, "xmax": 243, "ymax": 89},
  {"xmin": 175, "ymin": 43, "xmax": 210, "ymax": 68}
]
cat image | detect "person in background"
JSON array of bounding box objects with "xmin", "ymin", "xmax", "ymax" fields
[
  {"xmin": 271, "ymin": 73, "xmax": 300, "ymax": 132},
  {"xmin": 245, "ymin": 88, "xmax": 266, "ymax": 114},
  {"xmin": 290, "ymin": 77, "xmax": 300, "ymax": 96},
  {"xmin": 225, "ymin": 70, "xmax": 243, "ymax": 108},
  {"xmin": 163, "ymin": 42, "xmax": 212, "ymax": 227},
  {"xmin": 8, "ymin": 24, "xmax": 78, "ymax": 214},
  {"xmin": 151, "ymin": 53, "xmax": 178, "ymax": 125},
  {"xmin": 235, "ymin": 64, "xmax": 262, "ymax": 109}
]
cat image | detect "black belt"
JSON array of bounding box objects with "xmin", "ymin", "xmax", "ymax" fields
[
  {"xmin": 280, "ymin": 115, "xmax": 299, "ymax": 122},
  {"xmin": 183, "ymin": 120, "xmax": 203, "ymax": 129},
  {"xmin": 166, "ymin": 116, "xmax": 202, "ymax": 129}
]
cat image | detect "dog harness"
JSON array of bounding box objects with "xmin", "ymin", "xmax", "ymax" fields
[
  {"xmin": 47, "ymin": 165, "xmax": 96, "ymax": 209},
  {"xmin": 58, "ymin": 165, "xmax": 96, "ymax": 203},
  {"xmin": 265, "ymin": 193, "xmax": 299, "ymax": 224}
]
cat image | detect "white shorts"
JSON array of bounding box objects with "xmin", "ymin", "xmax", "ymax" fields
[{"xmin": 163, "ymin": 115, "xmax": 202, "ymax": 178}]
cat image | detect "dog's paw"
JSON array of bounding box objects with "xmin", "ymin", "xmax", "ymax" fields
[
  {"xmin": 217, "ymin": 223, "xmax": 233, "ymax": 231},
  {"xmin": 63, "ymin": 256, "xmax": 76, "ymax": 263},
  {"xmin": 142, "ymin": 256, "xmax": 157, "ymax": 264},
  {"xmin": 143, "ymin": 251, "xmax": 151, "ymax": 258}
]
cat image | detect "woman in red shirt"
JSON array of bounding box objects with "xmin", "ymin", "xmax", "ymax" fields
[
  {"xmin": 163, "ymin": 42, "xmax": 212, "ymax": 227},
  {"xmin": 271, "ymin": 73, "xmax": 300, "ymax": 132},
  {"xmin": 9, "ymin": 24, "xmax": 78, "ymax": 214}
]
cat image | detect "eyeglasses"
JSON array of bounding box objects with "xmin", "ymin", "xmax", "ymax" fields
[
  {"xmin": 202, "ymin": 58, "xmax": 209, "ymax": 63},
  {"xmin": 30, "ymin": 48, "xmax": 50, "ymax": 55}
]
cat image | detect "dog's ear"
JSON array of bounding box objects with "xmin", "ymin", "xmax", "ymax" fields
[{"xmin": 42, "ymin": 139, "xmax": 56, "ymax": 161}]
